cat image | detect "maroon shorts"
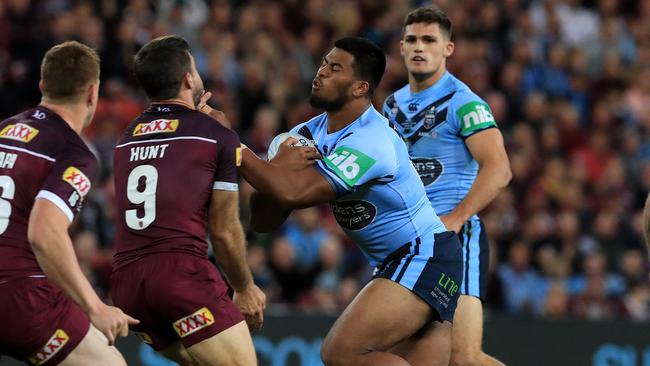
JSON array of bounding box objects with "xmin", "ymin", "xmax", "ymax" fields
[
  {"xmin": 0, "ymin": 277, "xmax": 90, "ymax": 365},
  {"xmin": 110, "ymin": 253, "xmax": 244, "ymax": 351}
]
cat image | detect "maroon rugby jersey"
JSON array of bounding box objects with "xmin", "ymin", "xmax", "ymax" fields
[
  {"xmin": 0, "ymin": 106, "xmax": 97, "ymax": 282},
  {"xmin": 112, "ymin": 103, "xmax": 240, "ymax": 269}
]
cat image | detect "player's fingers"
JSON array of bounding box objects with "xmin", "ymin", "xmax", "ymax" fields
[
  {"xmin": 199, "ymin": 91, "xmax": 212, "ymax": 105},
  {"xmin": 303, "ymin": 148, "xmax": 322, "ymax": 160},
  {"xmin": 118, "ymin": 323, "xmax": 129, "ymax": 338},
  {"xmin": 280, "ymin": 137, "xmax": 298, "ymax": 147},
  {"xmin": 127, "ymin": 315, "xmax": 140, "ymax": 324},
  {"xmin": 105, "ymin": 329, "xmax": 115, "ymax": 346}
]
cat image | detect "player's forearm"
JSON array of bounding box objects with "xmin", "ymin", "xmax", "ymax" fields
[
  {"xmin": 240, "ymin": 148, "xmax": 303, "ymax": 205},
  {"xmin": 250, "ymin": 191, "xmax": 291, "ymax": 232},
  {"xmin": 29, "ymin": 230, "xmax": 103, "ymax": 314},
  {"xmin": 211, "ymin": 222, "xmax": 254, "ymax": 292},
  {"xmin": 448, "ymin": 161, "xmax": 511, "ymax": 223}
]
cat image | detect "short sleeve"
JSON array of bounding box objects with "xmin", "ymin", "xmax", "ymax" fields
[
  {"xmin": 451, "ymin": 92, "xmax": 498, "ymax": 138},
  {"xmin": 213, "ymin": 127, "xmax": 240, "ymax": 191},
  {"xmin": 36, "ymin": 146, "xmax": 97, "ymax": 222},
  {"xmin": 314, "ymin": 135, "xmax": 397, "ymax": 195}
]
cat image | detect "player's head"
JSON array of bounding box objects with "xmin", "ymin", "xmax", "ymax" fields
[
  {"xmin": 401, "ymin": 8, "xmax": 454, "ymax": 82},
  {"xmin": 39, "ymin": 41, "xmax": 100, "ymax": 127},
  {"xmin": 309, "ymin": 37, "xmax": 385, "ymax": 112},
  {"xmin": 134, "ymin": 35, "xmax": 204, "ymax": 105}
]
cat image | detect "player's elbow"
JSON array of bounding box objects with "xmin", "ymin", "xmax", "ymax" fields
[{"xmin": 499, "ymin": 162, "xmax": 512, "ymax": 188}]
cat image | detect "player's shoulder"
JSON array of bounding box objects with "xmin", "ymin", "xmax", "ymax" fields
[
  {"xmin": 385, "ymin": 84, "xmax": 411, "ymax": 107},
  {"xmin": 344, "ymin": 108, "xmax": 396, "ymax": 156},
  {"xmin": 447, "ymin": 74, "xmax": 487, "ymax": 108},
  {"xmin": 290, "ymin": 112, "xmax": 326, "ymax": 138}
]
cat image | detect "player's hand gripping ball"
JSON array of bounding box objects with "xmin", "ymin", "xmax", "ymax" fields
[{"xmin": 266, "ymin": 132, "xmax": 316, "ymax": 160}]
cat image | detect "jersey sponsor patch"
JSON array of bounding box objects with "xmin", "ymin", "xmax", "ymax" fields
[
  {"xmin": 0, "ymin": 123, "xmax": 39, "ymax": 143},
  {"xmin": 173, "ymin": 307, "xmax": 215, "ymax": 338},
  {"xmin": 62, "ymin": 167, "xmax": 91, "ymax": 197},
  {"xmin": 331, "ymin": 200, "xmax": 377, "ymax": 230},
  {"xmin": 324, "ymin": 146, "xmax": 376, "ymax": 187},
  {"xmin": 133, "ymin": 119, "xmax": 179, "ymax": 136},
  {"xmin": 412, "ymin": 158, "xmax": 444, "ymax": 186},
  {"xmin": 27, "ymin": 329, "xmax": 69, "ymax": 365},
  {"xmin": 457, "ymin": 102, "xmax": 496, "ymax": 134}
]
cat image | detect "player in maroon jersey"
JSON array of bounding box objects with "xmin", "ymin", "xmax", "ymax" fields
[
  {"xmin": 0, "ymin": 41, "xmax": 137, "ymax": 365},
  {"xmin": 110, "ymin": 35, "xmax": 265, "ymax": 365}
]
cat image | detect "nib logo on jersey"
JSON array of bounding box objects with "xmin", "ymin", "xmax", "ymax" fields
[
  {"xmin": 27, "ymin": 329, "xmax": 69, "ymax": 365},
  {"xmin": 324, "ymin": 147, "xmax": 376, "ymax": 187},
  {"xmin": 173, "ymin": 307, "xmax": 215, "ymax": 338},
  {"xmin": 133, "ymin": 119, "xmax": 179, "ymax": 136},
  {"xmin": 62, "ymin": 167, "xmax": 91, "ymax": 197},
  {"xmin": 0, "ymin": 123, "xmax": 39, "ymax": 143}
]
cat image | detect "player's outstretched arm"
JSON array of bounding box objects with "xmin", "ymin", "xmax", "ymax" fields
[
  {"xmin": 239, "ymin": 144, "xmax": 336, "ymax": 208},
  {"xmin": 441, "ymin": 128, "xmax": 512, "ymax": 232},
  {"xmin": 27, "ymin": 199, "xmax": 138, "ymax": 345},
  {"xmin": 249, "ymin": 191, "xmax": 292, "ymax": 233},
  {"xmin": 208, "ymin": 190, "xmax": 266, "ymax": 329}
]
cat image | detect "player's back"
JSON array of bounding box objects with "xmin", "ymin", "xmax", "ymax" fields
[
  {"xmin": 112, "ymin": 103, "xmax": 240, "ymax": 269},
  {"xmin": 0, "ymin": 106, "xmax": 96, "ymax": 282},
  {"xmin": 383, "ymin": 72, "xmax": 497, "ymax": 216}
]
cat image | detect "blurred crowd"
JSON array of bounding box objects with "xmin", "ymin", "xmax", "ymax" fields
[{"xmin": 2, "ymin": 0, "xmax": 650, "ymax": 322}]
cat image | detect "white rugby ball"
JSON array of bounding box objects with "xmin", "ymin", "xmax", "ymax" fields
[{"xmin": 266, "ymin": 132, "xmax": 315, "ymax": 160}]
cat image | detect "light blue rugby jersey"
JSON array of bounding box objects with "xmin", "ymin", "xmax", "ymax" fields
[
  {"xmin": 290, "ymin": 106, "xmax": 446, "ymax": 267},
  {"xmin": 383, "ymin": 71, "xmax": 498, "ymax": 216}
]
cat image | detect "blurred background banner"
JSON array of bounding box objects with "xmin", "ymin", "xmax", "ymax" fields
[{"xmin": 2, "ymin": 313, "xmax": 650, "ymax": 366}]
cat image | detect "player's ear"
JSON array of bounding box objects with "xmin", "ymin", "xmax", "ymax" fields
[
  {"xmin": 444, "ymin": 41, "xmax": 455, "ymax": 58},
  {"xmin": 352, "ymin": 80, "xmax": 369, "ymax": 98},
  {"xmin": 86, "ymin": 82, "xmax": 98, "ymax": 107},
  {"xmin": 38, "ymin": 80, "xmax": 45, "ymax": 94},
  {"xmin": 183, "ymin": 71, "xmax": 194, "ymax": 91}
]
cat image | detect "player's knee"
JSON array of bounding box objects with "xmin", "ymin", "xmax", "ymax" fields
[{"xmin": 321, "ymin": 341, "xmax": 353, "ymax": 366}]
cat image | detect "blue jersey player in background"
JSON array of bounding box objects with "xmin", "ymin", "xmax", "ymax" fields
[
  {"xmin": 234, "ymin": 37, "xmax": 463, "ymax": 366},
  {"xmin": 383, "ymin": 8, "xmax": 511, "ymax": 366}
]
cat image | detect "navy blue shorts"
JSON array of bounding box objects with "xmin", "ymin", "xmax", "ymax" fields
[
  {"xmin": 373, "ymin": 231, "xmax": 463, "ymax": 322},
  {"xmin": 457, "ymin": 218, "xmax": 489, "ymax": 300}
]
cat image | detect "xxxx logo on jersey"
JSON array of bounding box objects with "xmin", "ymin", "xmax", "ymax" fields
[
  {"xmin": 27, "ymin": 329, "xmax": 69, "ymax": 365},
  {"xmin": 173, "ymin": 307, "xmax": 215, "ymax": 338},
  {"xmin": 62, "ymin": 167, "xmax": 91, "ymax": 197},
  {"xmin": 133, "ymin": 119, "xmax": 179, "ymax": 136},
  {"xmin": 0, "ymin": 123, "xmax": 39, "ymax": 143}
]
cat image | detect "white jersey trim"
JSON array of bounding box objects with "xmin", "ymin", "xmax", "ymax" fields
[
  {"xmin": 115, "ymin": 136, "xmax": 217, "ymax": 149},
  {"xmin": 0, "ymin": 143, "xmax": 55, "ymax": 162},
  {"xmin": 35, "ymin": 190, "xmax": 73, "ymax": 222},
  {"xmin": 213, "ymin": 181, "xmax": 238, "ymax": 191}
]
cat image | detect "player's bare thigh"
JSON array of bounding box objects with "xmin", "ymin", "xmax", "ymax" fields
[
  {"xmin": 59, "ymin": 325, "xmax": 126, "ymax": 366},
  {"xmin": 389, "ymin": 320, "xmax": 452, "ymax": 366},
  {"xmin": 451, "ymin": 295, "xmax": 484, "ymax": 360},
  {"xmin": 169, "ymin": 320, "xmax": 255, "ymax": 366},
  {"xmin": 321, "ymin": 278, "xmax": 445, "ymax": 365}
]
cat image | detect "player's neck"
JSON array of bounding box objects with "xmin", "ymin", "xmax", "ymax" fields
[
  {"xmin": 39, "ymin": 100, "xmax": 85, "ymax": 135},
  {"xmin": 326, "ymin": 99, "xmax": 371, "ymax": 133},
  {"xmin": 409, "ymin": 65, "xmax": 447, "ymax": 93},
  {"xmin": 151, "ymin": 97, "xmax": 195, "ymax": 110}
]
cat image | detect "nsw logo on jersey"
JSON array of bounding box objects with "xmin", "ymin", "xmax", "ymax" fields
[
  {"xmin": 457, "ymin": 102, "xmax": 496, "ymax": 135},
  {"xmin": 173, "ymin": 307, "xmax": 215, "ymax": 338},
  {"xmin": 0, "ymin": 123, "xmax": 39, "ymax": 143},
  {"xmin": 324, "ymin": 147, "xmax": 376, "ymax": 187},
  {"xmin": 62, "ymin": 167, "xmax": 91, "ymax": 197},
  {"xmin": 28, "ymin": 329, "xmax": 69, "ymax": 365},
  {"xmin": 133, "ymin": 119, "xmax": 179, "ymax": 136}
]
